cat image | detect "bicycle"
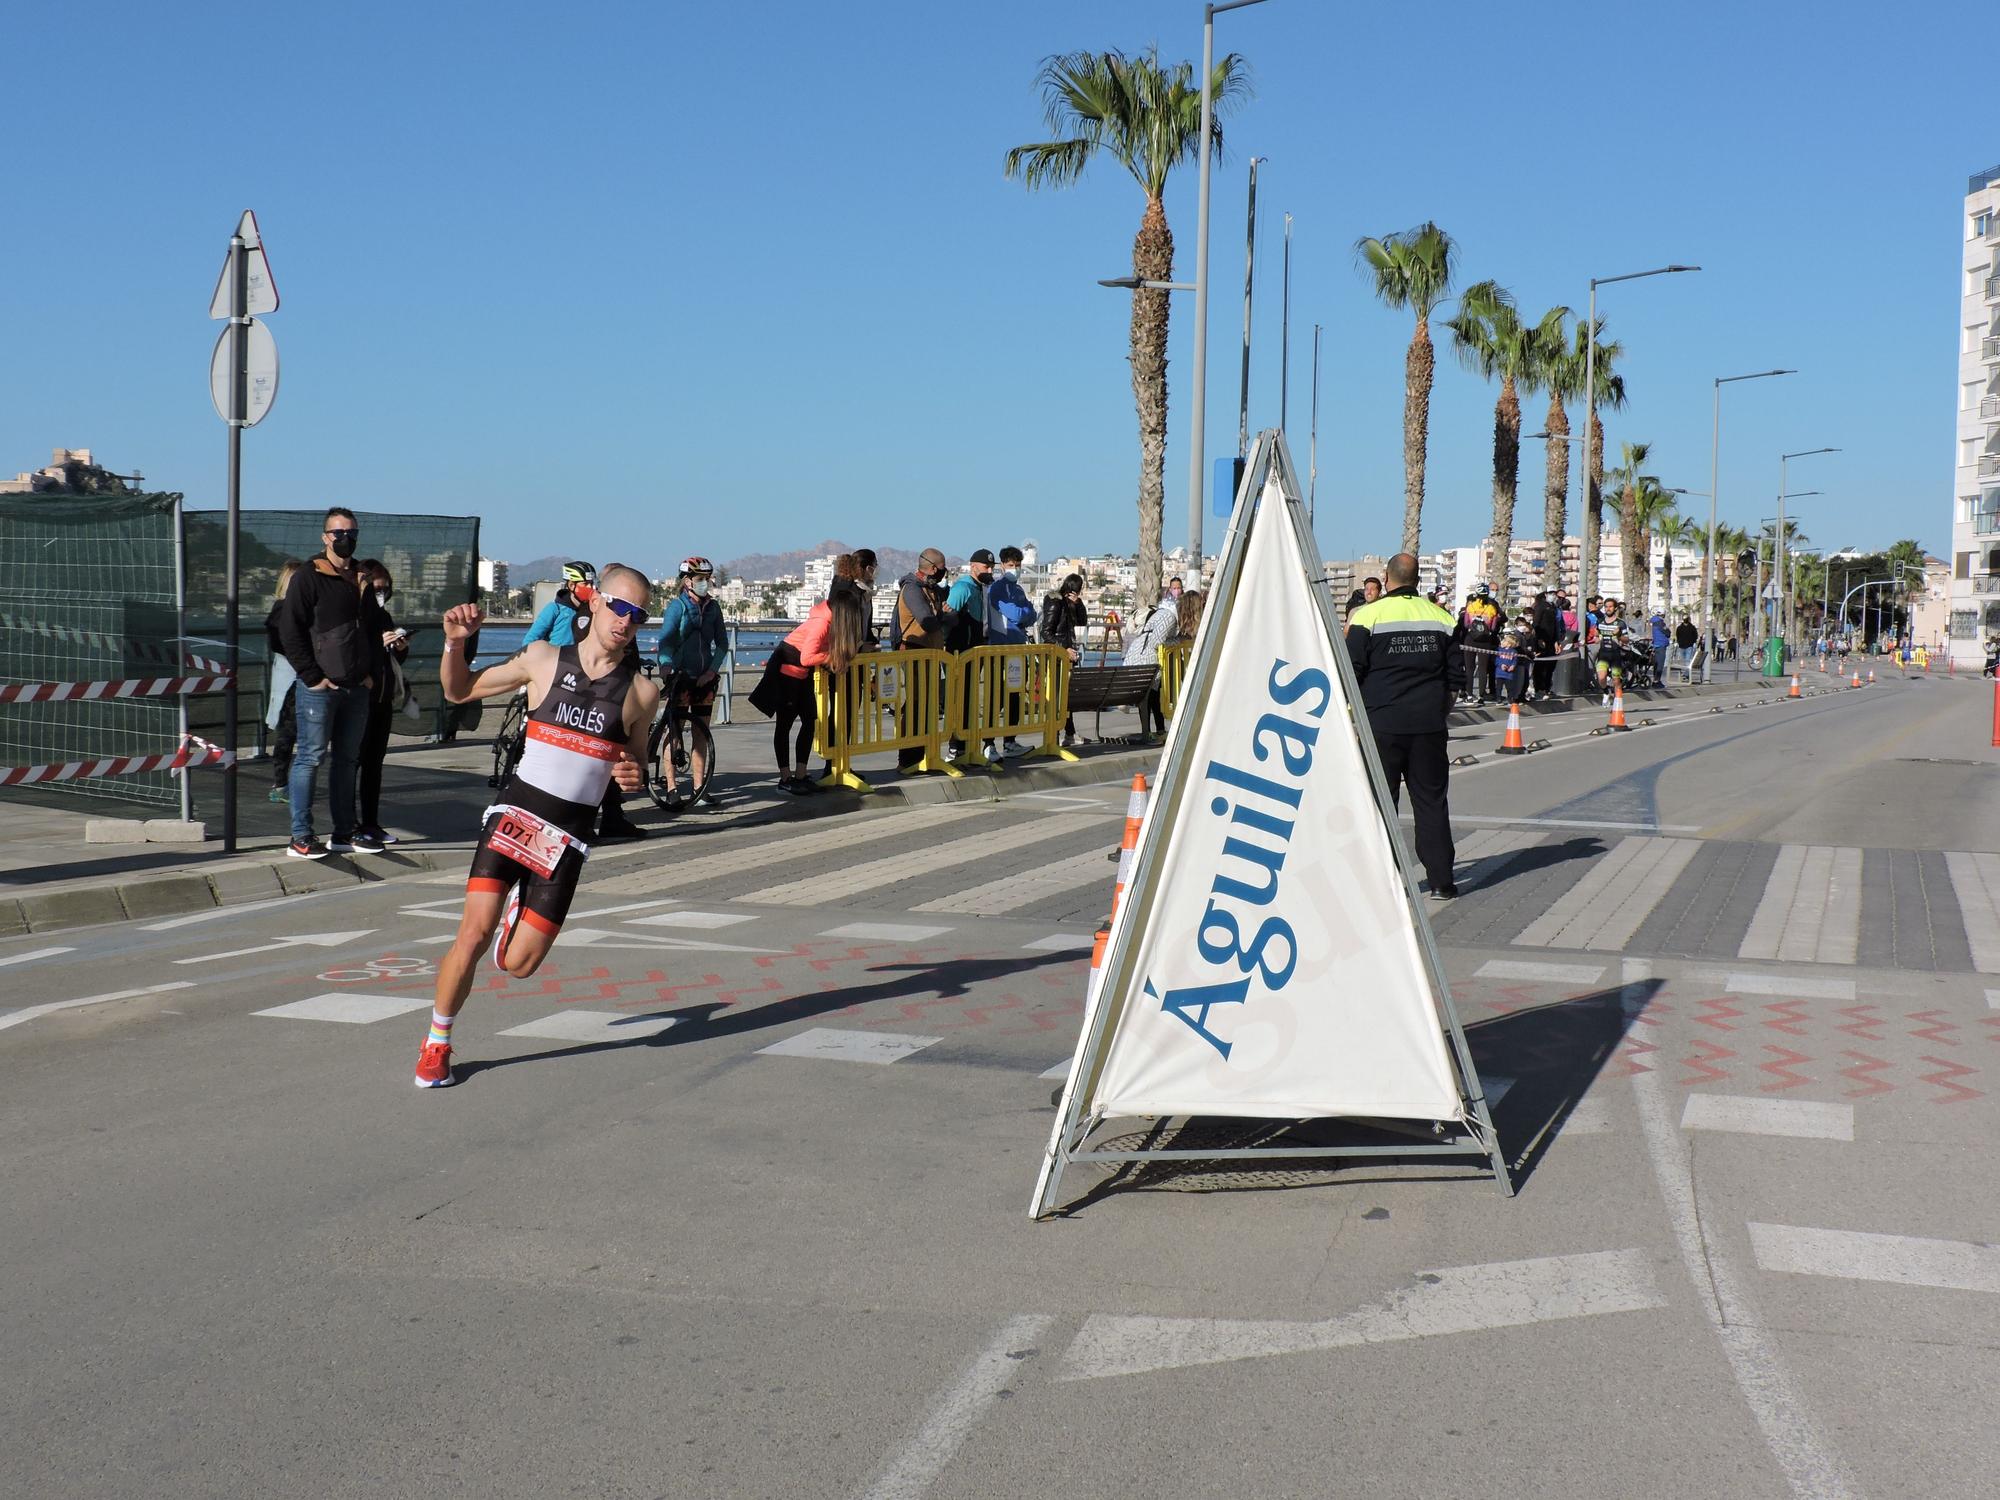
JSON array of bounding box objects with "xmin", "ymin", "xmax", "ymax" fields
[
  {"xmin": 487, "ymin": 692, "xmax": 528, "ymax": 790},
  {"xmin": 644, "ymin": 666, "xmax": 717, "ymax": 812}
]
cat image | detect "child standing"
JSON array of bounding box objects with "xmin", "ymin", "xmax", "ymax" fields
[{"xmin": 1494, "ymin": 631, "xmax": 1529, "ymax": 705}]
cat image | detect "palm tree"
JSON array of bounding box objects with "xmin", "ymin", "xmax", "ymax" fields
[
  {"xmin": 1355, "ymin": 222, "xmax": 1456, "ymax": 554},
  {"xmin": 1445, "ymin": 285, "xmax": 1568, "ymax": 610},
  {"xmin": 1574, "ymin": 320, "xmax": 1628, "ymax": 603},
  {"xmin": 1714, "ymin": 523, "xmax": 1751, "ymax": 642},
  {"xmin": 1608, "ymin": 439, "xmax": 1655, "ymax": 607},
  {"xmin": 1535, "ymin": 313, "xmax": 1582, "ymax": 595},
  {"xmin": 1652, "ymin": 508, "xmax": 1700, "ymax": 619},
  {"xmin": 1626, "ymin": 478, "xmax": 1679, "ymax": 614},
  {"xmin": 1006, "ymin": 48, "xmax": 1249, "ymax": 608}
]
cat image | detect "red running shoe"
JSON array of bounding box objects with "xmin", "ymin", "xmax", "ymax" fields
[
  {"xmin": 492, "ymin": 883, "xmax": 524, "ymax": 971},
  {"xmin": 414, "ymin": 1040, "xmax": 454, "ymax": 1089}
]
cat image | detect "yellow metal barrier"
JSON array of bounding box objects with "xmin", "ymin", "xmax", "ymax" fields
[
  {"xmin": 1157, "ymin": 641, "xmax": 1192, "ymax": 720},
  {"xmin": 814, "ymin": 648, "xmax": 960, "ymax": 790},
  {"xmin": 955, "ymin": 645, "xmax": 1080, "ymax": 766}
]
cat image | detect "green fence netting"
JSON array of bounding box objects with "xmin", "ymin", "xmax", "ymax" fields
[{"xmin": 0, "ymin": 491, "xmax": 184, "ymax": 807}]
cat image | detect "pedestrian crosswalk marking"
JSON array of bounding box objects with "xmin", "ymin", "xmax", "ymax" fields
[
  {"xmin": 254, "ymin": 993, "xmax": 432, "ymax": 1025},
  {"xmin": 1474, "ymin": 959, "xmax": 1606, "ymax": 985},
  {"xmin": 590, "ymin": 802, "xmax": 975, "ymax": 897},
  {"xmin": 1943, "ymin": 852, "xmax": 2000, "ymax": 973},
  {"xmin": 1739, "ymin": 846, "xmax": 1862, "ymax": 965},
  {"xmin": 625, "ymin": 910, "xmax": 757, "ymax": 930},
  {"xmin": 819, "ymin": 922, "xmax": 954, "ymax": 943},
  {"xmin": 1749, "ymin": 1222, "xmax": 2000, "ymax": 1295},
  {"xmin": 497, "ymin": 1009, "xmax": 678, "ymax": 1042},
  {"xmin": 1512, "ymin": 837, "xmax": 1700, "ymax": 951},
  {"xmin": 738, "ymin": 812, "xmax": 1099, "ymax": 906},
  {"xmin": 914, "ymin": 843, "xmax": 1118, "ymax": 914},
  {"xmin": 1681, "ymin": 1094, "xmax": 1853, "ymax": 1141},
  {"xmin": 1023, "ymin": 932, "xmax": 1096, "ymax": 952},
  {"xmin": 757, "ymin": 1027, "xmax": 941, "ymax": 1064}
]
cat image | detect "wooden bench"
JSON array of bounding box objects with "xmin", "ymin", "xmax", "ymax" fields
[{"xmin": 1065, "ymin": 663, "xmax": 1160, "ymax": 742}]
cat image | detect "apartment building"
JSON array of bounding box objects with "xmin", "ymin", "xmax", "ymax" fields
[{"xmin": 1951, "ymin": 161, "xmax": 2000, "ymax": 648}]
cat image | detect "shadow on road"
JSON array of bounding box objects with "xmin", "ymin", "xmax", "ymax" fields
[{"xmin": 450, "ymin": 947, "xmax": 1082, "ymax": 1082}]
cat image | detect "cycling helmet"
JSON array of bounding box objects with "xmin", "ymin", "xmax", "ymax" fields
[
  {"xmin": 562, "ymin": 560, "xmax": 596, "ymax": 587},
  {"xmin": 680, "ymin": 555, "xmax": 714, "ymax": 577}
]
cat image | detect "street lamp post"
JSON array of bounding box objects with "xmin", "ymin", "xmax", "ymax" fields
[
  {"xmin": 1308, "ymin": 321, "xmax": 1321, "ymax": 525},
  {"xmin": 1707, "ymin": 369, "xmax": 1794, "ymax": 680},
  {"xmin": 1280, "ymin": 211, "xmax": 1293, "ymax": 434},
  {"xmin": 1581, "ymin": 265, "xmax": 1700, "ymax": 603},
  {"xmin": 1777, "ymin": 448, "xmax": 1837, "ymax": 653},
  {"xmin": 1188, "ymin": 0, "xmax": 1272, "ymax": 580},
  {"xmin": 1236, "ymin": 155, "xmax": 1263, "ymax": 461}
]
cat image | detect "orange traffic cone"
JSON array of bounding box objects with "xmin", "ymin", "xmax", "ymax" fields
[
  {"xmin": 1082, "ymin": 774, "xmax": 1150, "ymax": 1014},
  {"xmin": 1789, "ymin": 673, "xmax": 1801, "ymax": 699},
  {"xmin": 1867, "ymin": 668, "xmax": 1875, "ymax": 684},
  {"xmin": 1608, "ymin": 686, "xmax": 1631, "ymax": 732},
  {"xmin": 1497, "ymin": 702, "xmax": 1527, "ymax": 754},
  {"xmin": 1850, "ymin": 669, "xmax": 1861, "ymax": 688}
]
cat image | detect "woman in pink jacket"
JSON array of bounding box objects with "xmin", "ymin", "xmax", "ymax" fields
[{"xmin": 750, "ymin": 590, "xmax": 866, "ymax": 794}]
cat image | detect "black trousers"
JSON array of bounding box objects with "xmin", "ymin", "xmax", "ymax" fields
[
  {"xmin": 1374, "ymin": 729, "xmax": 1456, "ymax": 890},
  {"xmin": 356, "ymin": 697, "xmax": 395, "ymax": 828}
]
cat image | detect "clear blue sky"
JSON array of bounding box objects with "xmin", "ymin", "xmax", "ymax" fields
[{"xmin": 5, "ymin": 0, "xmax": 1984, "ymax": 571}]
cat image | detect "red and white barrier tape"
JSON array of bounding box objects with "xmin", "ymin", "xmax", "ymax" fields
[
  {"xmin": 0, "ymin": 736, "xmax": 235, "ymax": 788},
  {"xmin": 0, "ymin": 613, "xmax": 234, "ymax": 672},
  {"xmin": 0, "ymin": 674, "xmax": 233, "ymax": 705}
]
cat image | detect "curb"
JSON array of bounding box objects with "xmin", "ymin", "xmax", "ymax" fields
[{"xmin": 0, "ymin": 745, "xmax": 1163, "ymax": 937}]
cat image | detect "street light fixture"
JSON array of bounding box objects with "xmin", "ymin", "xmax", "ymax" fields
[
  {"xmin": 1776, "ymin": 448, "xmax": 1838, "ymax": 650},
  {"xmin": 1188, "ymin": 0, "xmax": 1273, "ymax": 579},
  {"xmin": 1706, "ymin": 368, "xmax": 1794, "ymax": 679},
  {"xmin": 1581, "ymin": 265, "xmax": 1700, "ymax": 604}
]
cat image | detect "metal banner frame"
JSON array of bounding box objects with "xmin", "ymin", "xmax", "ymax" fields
[{"xmin": 1031, "ymin": 430, "xmax": 1510, "ymax": 1218}]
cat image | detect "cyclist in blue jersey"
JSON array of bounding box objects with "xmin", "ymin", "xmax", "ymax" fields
[
  {"xmin": 523, "ymin": 561, "xmax": 594, "ymax": 646},
  {"xmin": 656, "ymin": 556, "xmax": 727, "ymax": 808}
]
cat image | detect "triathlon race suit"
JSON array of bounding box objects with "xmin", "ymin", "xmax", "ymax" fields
[{"xmin": 467, "ymin": 641, "xmax": 634, "ymax": 932}]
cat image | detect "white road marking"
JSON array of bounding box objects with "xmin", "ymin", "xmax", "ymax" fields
[
  {"xmin": 1007, "ymin": 792, "xmax": 1111, "ymax": 808},
  {"xmin": 253, "ymin": 993, "xmax": 434, "ymax": 1024},
  {"xmin": 757, "ymin": 1027, "xmax": 941, "ymax": 1064},
  {"xmin": 1723, "ymin": 971, "xmax": 1855, "ymax": 1001},
  {"xmin": 819, "ymin": 922, "xmax": 954, "ymax": 943},
  {"xmin": 914, "ymin": 844, "xmax": 1117, "ymax": 915},
  {"xmin": 740, "ymin": 812, "xmax": 1099, "ymax": 906},
  {"xmin": 1059, "ymin": 1249, "xmax": 1664, "ymax": 1382},
  {"xmin": 498, "ymin": 1009, "xmax": 679, "ymax": 1043},
  {"xmin": 413, "ymin": 935, "xmax": 455, "ymax": 946},
  {"xmin": 401, "ymin": 910, "xmax": 464, "ymax": 922},
  {"xmin": 0, "ymin": 946, "xmax": 74, "ymax": 970},
  {"xmin": 1739, "ymin": 846, "xmax": 1862, "ymax": 965},
  {"xmin": 1681, "ymin": 1094, "xmax": 1854, "ymax": 1142},
  {"xmin": 1474, "ymin": 959, "xmax": 1606, "ymax": 985},
  {"xmin": 1513, "ymin": 837, "xmax": 1701, "ymax": 951},
  {"xmin": 0, "ymin": 981, "xmax": 195, "ymax": 1031},
  {"xmin": 563, "ymin": 898, "xmax": 682, "ymax": 921},
  {"xmin": 397, "ymin": 897, "xmax": 468, "ymax": 914},
  {"xmin": 591, "ymin": 803, "xmax": 974, "ymax": 897},
  {"xmin": 1441, "ymin": 813, "xmax": 1703, "ymax": 833},
  {"xmin": 1038, "ymin": 1058, "xmax": 1072, "ymax": 1079},
  {"xmin": 1988, "ymin": 989, "xmax": 2000, "ymax": 1010},
  {"xmin": 1749, "ymin": 1222, "xmax": 2000, "ymax": 1295},
  {"xmin": 1023, "ymin": 932, "xmax": 1095, "ymax": 952},
  {"xmin": 173, "ymin": 929, "xmax": 377, "ymax": 965},
  {"xmin": 626, "ymin": 910, "xmax": 758, "ymax": 929},
  {"xmin": 1628, "ymin": 955, "xmax": 1861, "ymax": 1499},
  {"xmin": 558, "ymin": 928, "xmax": 777, "ymax": 954},
  {"xmin": 1944, "ymin": 852, "xmax": 2000, "ymax": 972},
  {"xmin": 853, "ymin": 1313, "xmax": 1055, "ymax": 1500},
  {"xmin": 142, "ymin": 890, "xmax": 331, "ymax": 929}
]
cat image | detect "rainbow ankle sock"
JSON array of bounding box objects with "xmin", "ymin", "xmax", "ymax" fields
[{"xmin": 426, "ymin": 1012, "xmax": 454, "ymax": 1047}]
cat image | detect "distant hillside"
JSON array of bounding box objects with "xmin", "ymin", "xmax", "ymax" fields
[
  {"xmin": 721, "ymin": 541, "xmax": 955, "ymax": 582},
  {"xmin": 507, "ymin": 553, "xmax": 571, "ymax": 587}
]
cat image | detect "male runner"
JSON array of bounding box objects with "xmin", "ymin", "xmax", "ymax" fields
[{"xmin": 413, "ymin": 563, "xmax": 661, "ymax": 1088}]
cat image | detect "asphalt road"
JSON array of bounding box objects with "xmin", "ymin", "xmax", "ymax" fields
[{"xmin": 4, "ymin": 671, "xmax": 1996, "ymax": 1499}]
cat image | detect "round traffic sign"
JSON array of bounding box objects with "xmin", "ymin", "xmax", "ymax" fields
[{"xmin": 209, "ymin": 317, "xmax": 279, "ymax": 427}]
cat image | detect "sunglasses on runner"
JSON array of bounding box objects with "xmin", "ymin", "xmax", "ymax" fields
[{"xmin": 598, "ymin": 596, "xmax": 649, "ymax": 625}]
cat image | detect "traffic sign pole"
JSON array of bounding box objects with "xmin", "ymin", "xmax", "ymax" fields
[{"xmin": 223, "ymin": 232, "xmax": 246, "ymax": 853}]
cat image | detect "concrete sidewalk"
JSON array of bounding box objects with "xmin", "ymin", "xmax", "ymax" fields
[{"xmin": 0, "ymin": 709, "xmax": 1165, "ymax": 936}]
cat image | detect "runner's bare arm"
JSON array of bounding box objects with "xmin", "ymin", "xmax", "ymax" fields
[
  {"xmin": 613, "ymin": 676, "xmax": 660, "ymax": 793},
  {"xmin": 439, "ymin": 605, "xmax": 552, "ymax": 704}
]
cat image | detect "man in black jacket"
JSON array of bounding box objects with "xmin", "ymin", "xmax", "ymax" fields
[{"xmin": 275, "ymin": 507, "xmax": 377, "ymax": 858}]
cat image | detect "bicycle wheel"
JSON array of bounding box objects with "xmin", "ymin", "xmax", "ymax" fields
[
  {"xmin": 643, "ymin": 710, "xmax": 681, "ymax": 812},
  {"xmin": 489, "ymin": 700, "xmax": 526, "ymax": 789}
]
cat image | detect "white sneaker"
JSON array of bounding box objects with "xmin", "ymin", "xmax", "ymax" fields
[
  {"xmin": 1002, "ymin": 740, "xmax": 1031, "ymax": 758},
  {"xmin": 942, "ymin": 743, "xmax": 960, "ymax": 763},
  {"xmin": 982, "ymin": 744, "xmax": 1002, "ymax": 765}
]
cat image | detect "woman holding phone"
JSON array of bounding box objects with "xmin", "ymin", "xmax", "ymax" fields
[{"xmin": 355, "ymin": 559, "xmax": 411, "ymax": 847}]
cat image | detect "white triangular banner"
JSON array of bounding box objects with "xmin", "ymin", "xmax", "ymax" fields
[{"xmin": 1034, "ymin": 432, "xmax": 1495, "ymax": 1216}]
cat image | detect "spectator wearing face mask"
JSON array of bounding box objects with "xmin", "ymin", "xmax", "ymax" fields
[
  {"xmin": 1041, "ymin": 572, "xmax": 1088, "ymax": 748},
  {"xmin": 891, "ymin": 547, "xmax": 951, "ymax": 770},
  {"xmin": 354, "ymin": 559, "xmax": 411, "ymax": 848},
  {"xmin": 942, "ymin": 550, "xmax": 995, "ymax": 761},
  {"xmin": 274, "ymin": 506, "xmax": 375, "ymax": 859},
  {"xmin": 984, "ymin": 545, "xmax": 1037, "ymax": 759}
]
